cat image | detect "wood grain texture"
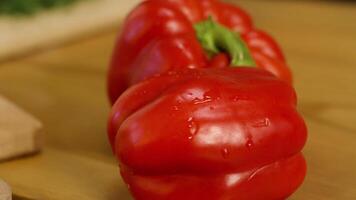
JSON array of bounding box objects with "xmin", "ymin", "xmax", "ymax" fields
[{"xmin": 0, "ymin": 0, "xmax": 355, "ymax": 199}]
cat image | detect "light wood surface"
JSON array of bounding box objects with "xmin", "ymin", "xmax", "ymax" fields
[
  {"xmin": 0, "ymin": 0, "xmax": 355, "ymax": 199},
  {"xmin": 0, "ymin": 0, "xmax": 140, "ymax": 61}
]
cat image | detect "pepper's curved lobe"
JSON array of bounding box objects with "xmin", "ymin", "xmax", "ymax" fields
[{"xmin": 109, "ymin": 68, "xmax": 307, "ymax": 200}]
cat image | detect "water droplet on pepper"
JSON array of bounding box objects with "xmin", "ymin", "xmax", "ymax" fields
[
  {"xmin": 246, "ymin": 139, "xmax": 254, "ymax": 148},
  {"xmin": 221, "ymin": 148, "xmax": 230, "ymax": 159},
  {"xmin": 187, "ymin": 117, "xmax": 199, "ymax": 140},
  {"xmin": 253, "ymin": 118, "xmax": 270, "ymax": 128}
]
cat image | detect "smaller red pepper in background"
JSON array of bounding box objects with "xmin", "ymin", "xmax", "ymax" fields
[{"xmin": 107, "ymin": 0, "xmax": 292, "ymax": 104}]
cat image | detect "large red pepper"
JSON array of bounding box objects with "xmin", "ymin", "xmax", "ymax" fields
[
  {"xmin": 108, "ymin": 67, "xmax": 307, "ymax": 199},
  {"xmin": 108, "ymin": 0, "xmax": 292, "ymax": 104}
]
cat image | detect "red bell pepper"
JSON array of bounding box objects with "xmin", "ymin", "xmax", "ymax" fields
[
  {"xmin": 107, "ymin": 0, "xmax": 292, "ymax": 104},
  {"xmin": 108, "ymin": 1, "xmax": 307, "ymax": 199},
  {"xmin": 108, "ymin": 67, "xmax": 307, "ymax": 199}
]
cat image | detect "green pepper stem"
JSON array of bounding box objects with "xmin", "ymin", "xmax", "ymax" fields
[{"xmin": 194, "ymin": 18, "xmax": 256, "ymax": 67}]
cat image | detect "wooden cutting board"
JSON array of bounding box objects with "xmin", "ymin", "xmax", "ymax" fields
[
  {"xmin": 0, "ymin": 0, "xmax": 140, "ymax": 61},
  {"xmin": 0, "ymin": 29, "xmax": 130, "ymax": 200}
]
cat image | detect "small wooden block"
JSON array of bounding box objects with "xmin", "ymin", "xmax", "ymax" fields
[
  {"xmin": 0, "ymin": 96, "xmax": 43, "ymax": 161},
  {"xmin": 0, "ymin": 179, "xmax": 11, "ymax": 200}
]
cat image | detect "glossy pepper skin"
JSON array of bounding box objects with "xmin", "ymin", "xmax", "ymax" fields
[
  {"xmin": 108, "ymin": 68, "xmax": 307, "ymax": 200},
  {"xmin": 108, "ymin": 0, "xmax": 292, "ymax": 104}
]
